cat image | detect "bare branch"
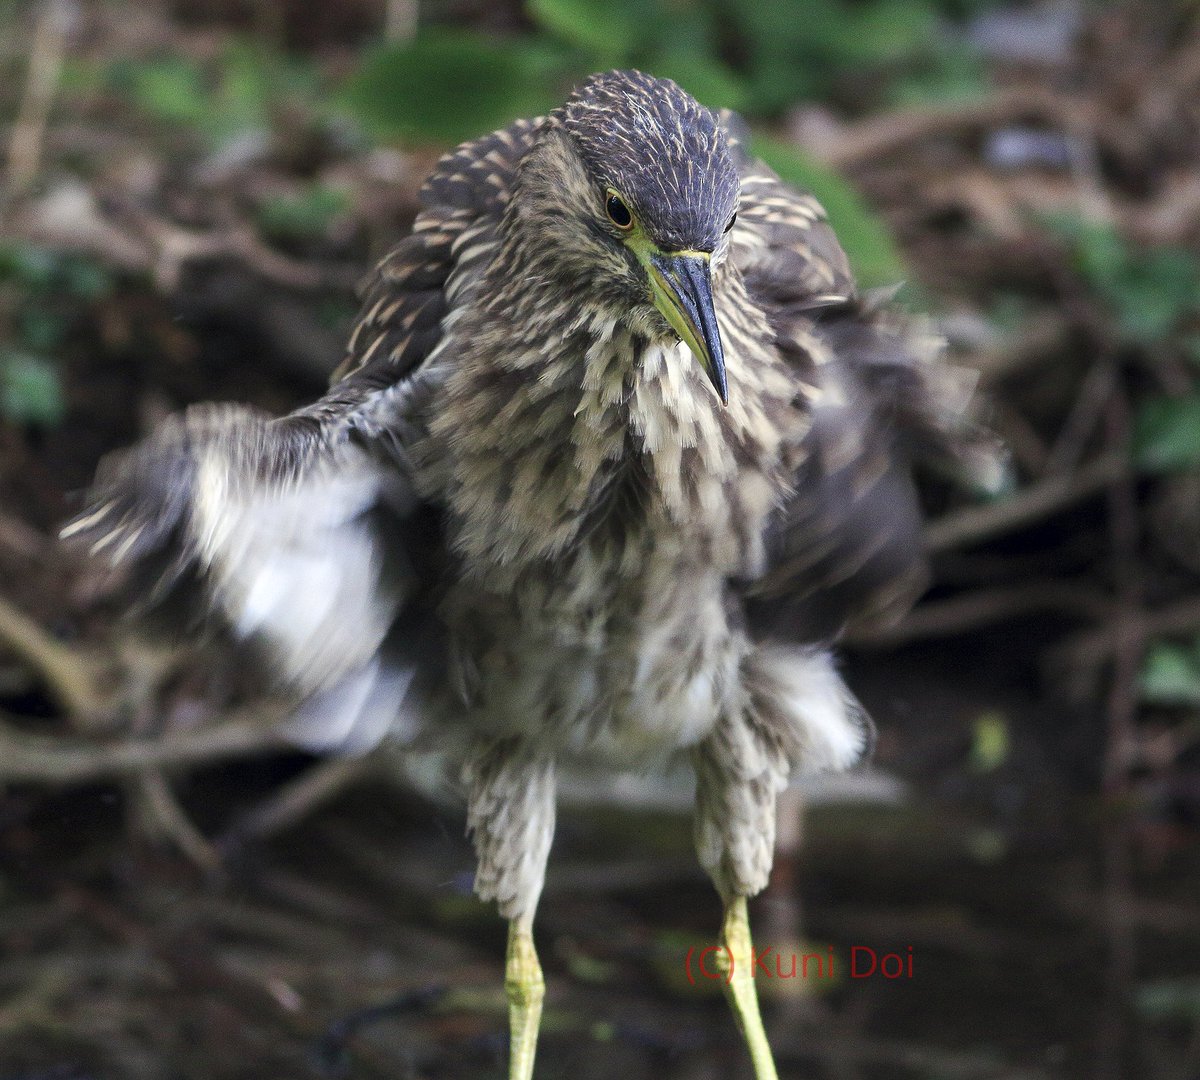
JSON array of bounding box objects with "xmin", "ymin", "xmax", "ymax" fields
[
  {"xmin": 4, "ymin": 0, "xmax": 71, "ymax": 203},
  {"xmin": 924, "ymin": 452, "xmax": 1129, "ymax": 554},
  {"xmin": 0, "ymin": 704, "xmax": 288, "ymax": 784},
  {"xmin": 0, "ymin": 594, "xmax": 107, "ymax": 717}
]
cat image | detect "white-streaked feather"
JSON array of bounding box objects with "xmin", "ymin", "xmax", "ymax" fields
[
  {"xmin": 190, "ymin": 445, "xmax": 399, "ymax": 695},
  {"xmin": 747, "ymin": 645, "xmax": 872, "ymax": 774}
]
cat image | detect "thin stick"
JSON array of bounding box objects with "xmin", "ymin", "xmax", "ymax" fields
[
  {"xmin": 136, "ymin": 771, "xmax": 224, "ymax": 878},
  {"xmin": 217, "ymin": 756, "xmax": 373, "ymax": 853},
  {"xmin": 1056, "ymin": 593, "xmax": 1200, "ymax": 673},
  {"xmin": 850, "ymin": 582, "xmax": 1109, "ymax": 648},
  {"xmin": 923, "ymin": 452, "xmax": 1128, "ymax": 554},
  {"xmin": 820, "ymin": 87, "xmax": 1135, "ymax": 171},
  {"xmin": 5, "ymin": 0, "xmax": 70, "ymax": 201},
  {"xmin": 0, "ymin": 703, "xmax": 287, "ymax": 784},
  {"xmin": 0, "ymin": 594, "xmax": 105, "ymax": 716}
]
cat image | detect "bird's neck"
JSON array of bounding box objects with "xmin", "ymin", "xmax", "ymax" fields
[{"xmin": 429, "ymin": 259, "xmax": 782, "ymax": 578}]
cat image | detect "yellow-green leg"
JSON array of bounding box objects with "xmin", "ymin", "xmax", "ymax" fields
[
  {"xmin": 718, "ymin": 896, "xmax": 780, "ymax": 1080},
  {"xmin": 505, "ymin": 915, "xmax": 544, "ymax": 1080}
]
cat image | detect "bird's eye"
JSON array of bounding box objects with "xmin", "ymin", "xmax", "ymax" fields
[
  {"xmin": 605, "ymin": 191, "xmax": 634, "ymax": 230},
  {"xmin": 724, "ymin": 212, "xmax": 738, "ymax": 234}
]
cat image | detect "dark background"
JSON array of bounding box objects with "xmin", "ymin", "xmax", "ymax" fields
[{"xmin": 1, "ymin": 1, "xmax": 1199, "ymax": 1077}]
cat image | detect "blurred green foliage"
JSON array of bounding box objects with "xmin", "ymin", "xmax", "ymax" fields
[
  {"xmin": 98, "ymin": 41, "xmax": 323, "ymax": 146},
  {"xmin": 0, "ymin": 352, "xmax": 63, "ymax": 427},
  {"xmin": 256, "ymin": 185, "xmax": 351, "ymax": 244},
  {"xmin": 1051, "ymin": 219, "xmax": 1200, "ymax": 709},
  {"xmin": 342, "ymin": 0, "xmax": 987, "ymax": 138},
  {"xmin": 726, "ymin": 0, "xmax": 984, "ymax": 112},
  {"xmin": 1134, "ymin": 396, "xmax": 1200, "ymax": 475},
  {"xmin": 94, "ymin": 0, "xmax": 1002, "ymax": 286},
  {"xmin": 1046, "ymin": 215, "xmax": 1200, "ymax": 476},
  {"xmin": 968, "ymin": 711, "xmax": 1011, "ymax": 772},
  {"xmin": 1140, "ymin": 640, "xmax": 1200, "ymax": 707},
  {"xmin": 1052, "ymin": 215, "xmax": 1200, "ymax": 346},
  {"xmin": 342, "ymin": 29, "xmax": 567, "ymax": 143},
  {"xmin": 1135, "ymin": 979, "xmax": 1200, "ymax": 1022},
  {"xmin": 0, "ymin": 244, "xmax": 113, "ymax": 428},
  {"xmin": 336, "ymin": 0, "xmax": 960, "ymax": 285}
]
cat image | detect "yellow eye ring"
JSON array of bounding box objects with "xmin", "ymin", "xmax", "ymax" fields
[{"xmin": 605, "ymin": 190, "xmax": 634, "ymax": 230}]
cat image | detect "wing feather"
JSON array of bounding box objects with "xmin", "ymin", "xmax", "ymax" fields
[
  {"xmin": 65, "ymin": 118, "xmax": 544, "ymax": 749},
  {"xmin": 335, "ymin": 116, "xmax": 542, "ymax": 383},
  {"xmin": 723, "ymin": 112, "xmax": 997, "ymax": 640}
]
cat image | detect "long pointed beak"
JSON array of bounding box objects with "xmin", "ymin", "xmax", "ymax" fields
[{"xmin": 647, "ymin": 252, "xmax": 727, "ymax": 405}]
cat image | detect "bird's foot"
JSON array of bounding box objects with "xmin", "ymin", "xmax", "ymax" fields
[
  {"xmin": 505, "ymin": 917, "xmax": 545, "ymax": 1080},
  {"xmin": 719, "ymin": 896, "xmax": 780, "ymax": 1080}
]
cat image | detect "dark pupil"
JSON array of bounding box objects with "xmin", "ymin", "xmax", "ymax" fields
[{"xmin": 607, "ymin": 194, "xmax": 632, "ymax": 227}]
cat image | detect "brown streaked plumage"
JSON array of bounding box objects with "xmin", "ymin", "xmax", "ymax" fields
[{"xmin": 65, "ymin": 70, "xmax": 994, "ymax": 1079}]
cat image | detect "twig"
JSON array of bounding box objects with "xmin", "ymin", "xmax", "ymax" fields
[
  {"xmin": 1101, "ymin": 390, "xmax": 1144, "ymax": 795},
  {"xmin": 1055, "ymin": 593, "xmax": 1200, "ymax": 674},
  {"xmin": 957, "ymin": 468, "xmax": 1117, "ymax": 556},
  {"xmin": 923, "ymin": 451, "xmax": 1128, "ymax": 554},
  {"xmin": 849, "ymin": 582, "xmax": 1108, "ymax": 648},
  {"xmin": 13, "ymin": 190, "xmax": 359, "ymax": 293},
  {"xmin": 135, "ymin": 771, "xmax": 224, "ymax": 878},
  {"xmin": 819, "ymin": 86, "xmax": 1135, "ymax": 172},
  {"xmin": 1045, "ymin": 360, "xmax": 1117, "ymax": 476},
  {"xmin": 384, "ymin": 0, "xmax": 418, "ymax": 42},
  {"xmin": 140, "ymin": 216, "xmax": 326, "ymax": 293},
  {"xmin": 0, "ymin": 593, "xmax": 106, "ymax": 716},
  {"xmin": 4, "ymin": 0, "xmax": 70, "ymax": 204},
  {"xmin": 217, "ymin": 756, "xmax": 374, "ymax": 853},
  {"xmin": 0, "ymin": 703, "xmax": 287, "ymax": 783}
]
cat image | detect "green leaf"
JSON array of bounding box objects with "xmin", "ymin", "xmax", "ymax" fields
[
  {"xmin": 834, "ymin": 0, "xmax": 941, "ymax": 62},
  {"xmin": 209, "ymin": 41, "xmax": 273, "ymax": 137},
  {"xmin": 1133, "ymin": 395, "xmax": 1200, "ymax": 474},
  {"xmin": 726, "ymin": 0, "xmax": 950, "ymax": 111},
  {"xmin": 526, "ymin": 0, "xmax": 641, "ymax": 56},
  {"xmin": 0, "ymin": 352, "xmax": 65, "ymax": 427},
  {"xmin": 0, "ymin": 243, "xmax": 59, "ymax": 290},
  {"xmin": 889, "ymin": 42, "xmax": 989, "ymax": 107},
  {"xmin": 19, "ymin": 309, "xmax": 67, "ymax": 352},
  {"xmin": 122, "ymin": 56, "xmax": 210, "ymax": 127},
  {"xmin": 1139, "ymin": 641, "xmax": 1200, "ymax": 706},
  {"xmin": 339, "ymin": 31, "xmax": 569, "ymax": 144},
  {"xmin": 1046, "ymin": 215, "xmax": 1200, "ymax": 343},
  {"xmin": 750, "ymin": 135, "xmax": 907, "ymax": 289},
  {"xmin": 969, "ymin": 711, "xmax": 1010, "ymax": 772},
  {"xmin": 62, "ymin": 257, "xmax": 113, "ymax": 301},
  {"xmin": 257, "ymin": 185, "xmax": 350, "ymax": 243},
  {"xmin": 1113, "ymin": 248, "xmax": 1200, "ymax": 343},
  {"xmin": 1135, "ymin": 979, "xmax": 1200, "ymax": 1021},
  {"xmin": 732, "ymin": 0, "xmax": 836, "ymax": 112},
  {"xmin": 645, "ymin": 46, "xmax": 750, "ymax": 112},
  {"xmin": 110, "ymin": 43, "xmax": 324, "ymax": 145}
]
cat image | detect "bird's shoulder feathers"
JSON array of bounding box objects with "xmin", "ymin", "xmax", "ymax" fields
[
  {"xmin": 335, "ymin": 116, "xmax": 544, "ymax": 384},
  {"xmin": 719, "ymin": 114, "xmax": 998, "ymax": 641},
  {"xmin": 721, "ymin": 110, "xmax": 857, "ymax": 314}
]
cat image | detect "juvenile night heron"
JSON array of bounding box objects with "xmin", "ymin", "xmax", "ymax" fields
[{"xmin": 66, "ymin": 70, "xmax": 990, "ymax": 1079}]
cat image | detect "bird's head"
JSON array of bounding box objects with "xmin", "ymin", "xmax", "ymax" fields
[{"xmin": 515, "ymin": 70, "xmax": 740, "ymax": 404}]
